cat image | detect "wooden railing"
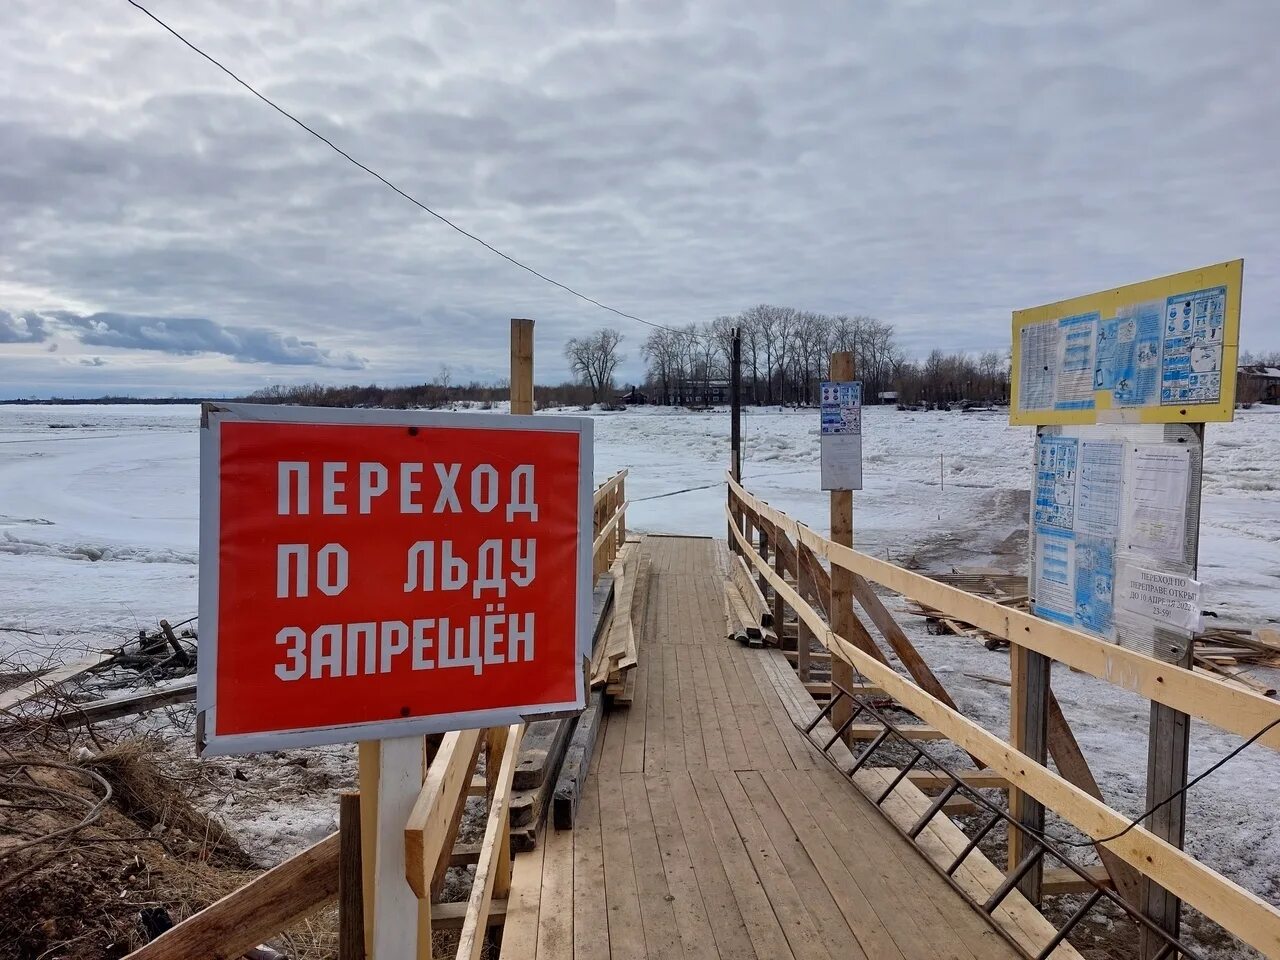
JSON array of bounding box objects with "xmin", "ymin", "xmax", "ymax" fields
[
  {"xmin": 592, "ymin": 469, "xmax": 627, "ymax": 581},
  {"xmin": 727, "ymin": 474, "xmax": 1280, "ymax": 958}
]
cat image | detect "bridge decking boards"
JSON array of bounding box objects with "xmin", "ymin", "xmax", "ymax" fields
[{"xmin": 500, "ymin": 536, "xmax": 1021, "ymax": 960}]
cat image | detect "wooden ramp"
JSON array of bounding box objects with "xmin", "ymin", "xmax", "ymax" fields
[{"xmin": 501, "ymin": 536, "xmax": 1021, "ymax": 960}]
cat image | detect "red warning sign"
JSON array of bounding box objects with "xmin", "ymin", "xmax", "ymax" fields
[{"xmin": 197, "ymin": 404, "xmax": 592, "ymax": 755}]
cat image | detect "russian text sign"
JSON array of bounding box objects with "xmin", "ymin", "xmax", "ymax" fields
[
  {"xmin": 819, "ymin": 380, "xmax": 863, "ymax": 491},
  {"xmin": 1010, "ymin": 260, "xmax": 1242, "ymax": 426},
  {"xmin": 197, "ymin": 403, "xmax": 593, "ymax": 755}
]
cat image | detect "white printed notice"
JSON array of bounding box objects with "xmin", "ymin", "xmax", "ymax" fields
[
  {"xmin": 820, "ymin": 380, "xmax": 863, "ymax": 491},
  {"xmin": 1116, "ymin": 562, "xmax": 1202, "ymax": 633},
  {"xmin": 1122, "ymin": 445, "xmax": 1190, "ymax": 561},
  {"xmin": 1019, "ymin": 321, "xmax": 1058, "ymax": 412}
]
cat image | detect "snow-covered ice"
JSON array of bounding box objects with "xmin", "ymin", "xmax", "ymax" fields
[{"xmin": 1, "ymin": 401, "xmax": 1277, "ymax": 943}]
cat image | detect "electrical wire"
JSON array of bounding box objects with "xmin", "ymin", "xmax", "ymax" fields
[
  {"xmin": 122, "ymin": 0, "xmax": 687, "ymax": 336},
  {"xmin": 1029, "ymin": 715, "xmax": 1280, "ymax": 849}
]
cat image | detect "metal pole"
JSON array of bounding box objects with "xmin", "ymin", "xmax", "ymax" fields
[{"xmin": 731, "ymin": 327, "xmax": 742, "ymax": 482}]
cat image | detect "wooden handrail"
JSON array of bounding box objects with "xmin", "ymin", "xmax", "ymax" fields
[
  {"xmin": 726, "ymin": 508, "xmax": 1280, "ymax": 956},
  {"xmin": 728, "ymin": 473, "xmax": 1280, "ymax": 752},
  {"xmin": 593, "ymin": 469, "xmax": 627, "ymax": 506}
]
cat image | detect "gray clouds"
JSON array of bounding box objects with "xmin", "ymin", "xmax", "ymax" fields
[
  {"xmin": 0, "ymin": 311, "xmax": 47, "ymax": 344},
  {"xmin": 1, "ymin": 1, "xmax": 1278, "ymax": 397},
  {"xmin": 57, "ymin": 311, "xmax": 365, "ymax": 369}
]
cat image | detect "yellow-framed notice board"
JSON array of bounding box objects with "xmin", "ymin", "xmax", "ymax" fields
[{"xmin": 1010, "ymin": 260, "xmax": 1243, "ymax": 426}]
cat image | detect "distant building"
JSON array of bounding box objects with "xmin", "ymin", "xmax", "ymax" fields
[
  {"xmin": 1237, "ymin": 365, "xmax": 1280, "ymax": 404},
  {"xmin": 619, "ymin": 385, "xmax": 648, "ymax": 405},
  {"xmin": 877, "ymin": 390, "xmax": 899, "ymax": 404}
]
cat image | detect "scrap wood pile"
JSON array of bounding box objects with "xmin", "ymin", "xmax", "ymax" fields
[
  {"xmin": 723, "ymin": 550, "xmax": 775, "ymax": 648},
  {"xmin": 1, "ymin": 618, "xmax": 199, "ymax": 736},
  {"xmin": 1192, "ymin": 624, "xmax": 1280, "ymax": 697},
  {"xmin": 907, "ymin": 570, "xmax": 1280, "ymax": 698},
  {"xmin": 589, "ymin": 537, "xmax": 649, "ymax": 704},
  {"xmin": 904, "ymin": 569, "xmax": 1028, "ymax": 651}
]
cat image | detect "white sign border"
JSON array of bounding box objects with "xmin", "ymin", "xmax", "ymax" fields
[{"xmin": 197, "ymin": 401, "xmax": 593, "ymax": 757}]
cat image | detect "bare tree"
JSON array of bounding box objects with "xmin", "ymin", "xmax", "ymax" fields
[{"xmin": 564, "ymin": 328, "xmax": 625, "ymax": 404}]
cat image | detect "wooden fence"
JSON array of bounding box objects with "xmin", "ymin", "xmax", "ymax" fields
[{"xmin": 727, "ymin": 474, "xmax": 1280, "ymax": 958}]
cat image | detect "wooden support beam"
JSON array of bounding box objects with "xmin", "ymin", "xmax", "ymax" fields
[
  {"xmin": 338, "ymin": 793, "xmax": 365, "ymax": 960},
  {"xmin": 404, "ymin": 728, "xmax": 484, "ymax": 898},
  {"xmin": 458, "ymin": 724, "xmax": 524, "ymax": 960},
  {"xmin": 1043, "ymin": 865, "xmax": 1114, "ymax": 897},
  {"xmin": 1046, "ymin": 691, "xmax": 1144, "ymax": 908},
  {"xmin": 1008, "ymin": 643, "xmax": 1049, "ymax": 904},
  {"xmin": 125, "ymin": 833, "xmax": 340, "ymax": 959},
  {"xmin": 906, "ymin": 770, "xmax": 1010, "ymax": 792},
  {"xmin": 846, "ymin": 724, "xmax": 946, "ymax": 741},
  {"xmin": 552, "ymin": 690, "xmax": 604, "ymax": 829}
]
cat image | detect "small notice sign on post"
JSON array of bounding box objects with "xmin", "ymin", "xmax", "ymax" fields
[
  {"xmin": 1116, "ymin": 562, "xmax": 1203, "ymax": 634},
  {"xmin": 820, "ymin": 380, "xmax": 862, "ymax": 491},
  {"xmin": 197, "ymin": 403, "xmax": 592, "ymax": 756}
]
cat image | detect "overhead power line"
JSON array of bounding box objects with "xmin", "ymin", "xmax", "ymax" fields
[{"xmin": 122, "ymin": 0, "xmax": 681, "ymax": 335}]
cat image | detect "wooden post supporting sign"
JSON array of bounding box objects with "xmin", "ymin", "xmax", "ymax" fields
[{"xmin": 828, "ymin": 350, "xmax": 856, "ymax": 743}]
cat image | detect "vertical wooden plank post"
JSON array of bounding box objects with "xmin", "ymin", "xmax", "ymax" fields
[
  {"xmin": 828, "ymin": 350, "xmax": 856, "ymax": 744},
  {"xmin": 1007, "ymin": 644, "xmax": 1049, "ymax": 904}
]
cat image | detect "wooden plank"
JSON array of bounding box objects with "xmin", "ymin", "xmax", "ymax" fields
[
  {"xmin": 338, "ymin": 793, "xmax": 365, "ymax": 960},
  {"xmin": 704, "ymin": 769, "xmax": 834, "ymax": 960},
  {"xmin": 535, "ymin": 807, "xmax": 575, "ymax": 960},
  {"xmin": 729, "ymin": 517, "xmax": 1280, "ymax": 958},
  {"xmin": 357, "ymin": 741, "xmax": 378, "ymax": 958},
  {"xmin": 0, "ymin": 649, "xmax": 118, "ymax": 713},
  {"xmin": 620, "ymin": 772, "xmax": 684, "ymax": 959},
  {"xmin": 906, "ymin": 770, "xmax": 1009, "ymax": 792},
  {"xmin": 404, "ymin": 728, "xmax": 483, "ymax": 898},
  {"xmin": 1008, "ymin": 643, "xmax": 1048, "ymax": 902},
  {"xmin": 496, "ymin": 829, "xmax": 546, "ymax": 960},
  {"xmin": 644, "ymin": 774, "xmax": 724, "ymax": 957},
  {"xmin": 552, "ymin": 690, "xmax": 604, "ymax": 829},
  {"xmin": 846, "ymin": 723, "xmax": 946, "ymax": 741},
  {"xmin": 679, "ymin": 770, "xmax": 798, "ymax": 960},
  {"xmin": 572, "ymin": 750, "xmax": 608, "ymax": 960},
  {"xmin": 596, "ymin": 774, "xmax": 647, "ymax": 960},
  {"xmin": 434, "ymin": 898, "xmax": 507, "ymax": 931},
  {"xmin": 125, "ymin": 833, "xmax": 340, "ymax": 960},
  {"xmin": 51, "ymin": 677, "xmax": 196, "ymax": 727},
  {"xmin": 1046, "ymin": 690, "xmax": 1144, "ymax": 908},
  {"xmin": 514, "ymin": 715, "xmax": 577, "ymax": 791},
  {"xmin": 736, "ymin": 770, "xmax": 879, "ymax": 959},
  {"xmin": 458, "ymin": 724, "xmax": 524, "ymax": 960},
  {"xmin": 375, "ymin": 736, "xmax": 427, "ymax": 959},
  {"xmin": 730, "ymin": 476, "xmax": 1280, "ymax": 752},
  {"xmin": 849, "ymin": 572, "xmax": 961, "ymax": 712},
  {"xmin": 733, "ymin": 553, "xmax": 773, "ymax": 627},
  {"xmin": 1043, "ymin": 865, "xmax": 1113, "ymax": 896}
]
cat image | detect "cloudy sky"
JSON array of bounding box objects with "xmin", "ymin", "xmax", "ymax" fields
[{"xmin": 2, "ymin": 1, "xmax": 1277, "ymax": 398}]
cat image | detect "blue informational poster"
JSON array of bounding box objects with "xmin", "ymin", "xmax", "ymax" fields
[
  {"xmin": 1073, "ymin": 534, "xmax": 1114, "ymax": 635},
  {"xmin": 1161, "ymin": 286, "xmax": 1226, "ymax": 405},
  {"xmin": 1033, "ymin": 531, "xmax": 1074, "ymax": 625},
  {"xmin": 1032, "ymin": 434, "xmax": 1123, "ymax": 638},
  {"xmin": 1034, "ymin": 437, "xmax": 1077, "ymax": 532},
  {"xmin": 1094, "ymin": 302, "xmax": 1161, "ymax": 407}
]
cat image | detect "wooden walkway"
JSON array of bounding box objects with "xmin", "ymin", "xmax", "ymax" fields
[{"xmin": 501, "ymin": 536, "xmax": 1021, "ymax": 960}]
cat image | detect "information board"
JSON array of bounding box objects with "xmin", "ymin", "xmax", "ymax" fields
[
  {"xmin": 819, "ymin": 380, "xmax": 862, "ymax": 491},
  {"xmin": 1029, "ymin": 422, "xmax": 1202, "ymax": 653},
  {"xmin": 1010, "ymin": 260, "xmax": 1242, "ymax": 426},
  {"xmin": 197, "ymin": 403, "xmax": 593, "ymax": 756}
]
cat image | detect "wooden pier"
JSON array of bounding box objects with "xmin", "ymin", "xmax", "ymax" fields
[{"xmin": 500, "ymin": 535, "xmax": 1021, "ymax": 960}]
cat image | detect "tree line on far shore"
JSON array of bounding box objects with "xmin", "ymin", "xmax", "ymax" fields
[{"xmin": 567, "ymin": 305, "xmax": 1010, "ymax": 407}]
